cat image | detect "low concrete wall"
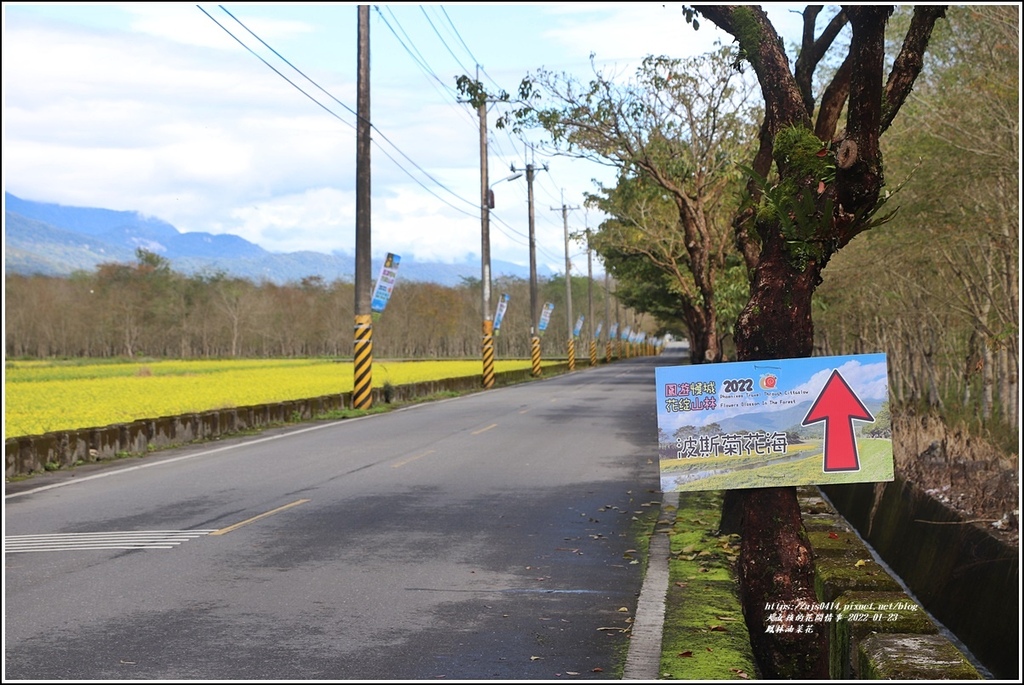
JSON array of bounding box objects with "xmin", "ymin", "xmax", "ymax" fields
[
  {"xmin": 5, "ymin": 363, "xmax": 571, "ymax": 481},
  {"xmin": 799, "ymin": 487, "xmax": 985, "ymax": 680},
  {"xmin": 820, "ymin": 479, "xmax": 1017, "ymax": 680}
]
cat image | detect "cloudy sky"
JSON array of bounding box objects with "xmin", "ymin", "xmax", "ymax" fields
[{"xmin": 3, "ymin": 3, "xmax": 803, "ymax": 275}]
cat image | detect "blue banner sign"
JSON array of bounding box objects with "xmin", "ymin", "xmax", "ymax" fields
[
  {"xmin": 538, "ymin": 302, "xmax": 554, "ymax": 333},
  {"xmin": 370, "ymin": 253, "xmax": 401, "ymax": 314},
  {"xmin": 493, "ymin": 293, "xmax": 510, "ymax": 334}
]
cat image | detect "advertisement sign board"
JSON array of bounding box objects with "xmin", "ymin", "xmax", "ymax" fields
[
  {"xmin": 370, "ymin": 253, "xmax": 401, "ymax": 314},
  {"xmin": 493, "ymin": 293, "xmax": 510, "ymax": 334},
  {"xmin": 655, "ymin": 353, "xmax": 893, "ymax": 492},
  {"xmin": 538, "ymin": 302, "xmax": 554, "ymax": 333}
]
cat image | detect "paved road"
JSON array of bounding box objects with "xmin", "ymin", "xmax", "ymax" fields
[{"xmin": 4, "ymin": 345, "xmax": 689, "ymax": 680}]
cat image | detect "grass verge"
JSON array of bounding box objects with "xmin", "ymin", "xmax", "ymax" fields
[{"xmin": 660, "ymin": 489, "xmax": 759, "ymax": 680}]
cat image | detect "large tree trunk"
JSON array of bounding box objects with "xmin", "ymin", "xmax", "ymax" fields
[
  {"xmin": 730, "ymin": 236, "xmax": 829, "ymax": 679},
  {"xmin": 736, "ymin": 488, "xmax": 827, "ymax": 677},
  {"xmin": 695, "ymin": 4, "xmax": 945, "ymax": 678}
]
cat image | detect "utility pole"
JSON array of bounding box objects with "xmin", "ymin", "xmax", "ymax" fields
[
  {"xmin": 552, "ymin": 197, "xmax": 579, "ymax": 370},
  {"xmin": 604, "ymin": 268, "xmax": 613, "ymax": 363},
  {"xmin": 352, "ymin": 5, "xmax": 373, "ymax": 410},
  {"xmin": 615, "ymin": 278, "xmax": 623, "ymax": 359},
  {"xmin": 458, "ymin": 70, "xmax": 519, "ymax": 390},
  {"xmin": 513, "ymin": 153, "xmax": 546, "ymax": 376},
  {"xmin": 586, "ymin": 227, "xmax": 596, "ymax": 367},
  {"xmin": 476, "ymin": 69, "xmax": 494, "ymax": 390}
]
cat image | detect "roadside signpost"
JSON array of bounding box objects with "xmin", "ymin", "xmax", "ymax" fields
[{"xmin": 655, "ymin": 353, "xmax": 894, "ymax": 493}]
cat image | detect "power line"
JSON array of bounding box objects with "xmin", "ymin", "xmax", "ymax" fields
[
  {"xmin": 372, "ymin": 7, "xmax": 478, "ymax": 130},
  {"xmin": 418, "ymin": 5, "xmax": 474, "ymax": 77},
  {"xmin": 203, "ymin": 4, "xmax": 480, "ymax": 218},
  {"xmin": 198, "ymin": 5, "xmax": 355, "ymax": 131}
]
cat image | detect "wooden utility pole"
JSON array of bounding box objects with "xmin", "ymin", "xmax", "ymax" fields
[
  {"xmin": 477, "ymin": 82, "xmax": 494, "ymax": 389},
  {"xmin": 552, "ymin": 198, "xmax": 579, "ymax": 370},
  {"xmin": 587, "ymin": 228, "xmax": 596, "ymax": 367},
  {"xmin": 514, "ymin": 153, "xmax": 545, "ymax": 377},
  {"xmin": 352, "ymin": 5, "xmax": 373, "ymax": 409},
  {"xmin": 604, "ymin": 269, "xmax": 613, "ymax": 362}
]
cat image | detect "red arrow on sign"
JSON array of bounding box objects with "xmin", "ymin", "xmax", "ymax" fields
[{"xmin": 802, "ymin": 369, "xmax": 874, "ymax": 472}]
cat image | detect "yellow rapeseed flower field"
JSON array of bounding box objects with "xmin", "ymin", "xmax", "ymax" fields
[{"xmin": 4, "ymin": 358, "xmax": 549, "ymax": 438}]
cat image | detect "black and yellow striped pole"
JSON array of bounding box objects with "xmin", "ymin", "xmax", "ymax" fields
[
  {"xmin": 531, "ymin": 335, "xmax": 542, "ymax": 377},
  {"xmin": 589, "ymin": 339, "xmax": 597, "ymax": 367},
  {"xmin": 606, "ymin": 339, "xmax": 612, "ymax": 363},
  {"xmin": 482, "ymin": 320, "xmax": 495, "ymax": 389},
  {"xmin": 353, "ymin": 313, "xmax": 373, "ymax": 409},
  {"xmin": 352, "ymin": 6, "xmax": 373, "ymax": 410},
  {"xmin": 567, "ymin": 337, "xmax": 576, "ymax": 371}
]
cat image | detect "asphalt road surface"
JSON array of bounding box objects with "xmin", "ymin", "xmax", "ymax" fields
[{"xmin": 4, "ymin": 344, "xmax": 689, "ymax": 681}]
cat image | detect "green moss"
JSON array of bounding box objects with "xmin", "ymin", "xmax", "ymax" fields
[
  {"xmin": 660, "ymin": 491, "xmax": 758, "ymax": 680},
  {"xmin": 813, "ymin": 555, "xmax": 902, "ymax": 602},
  {"xmin": 830, "ymin": 591, "xmax": 939, "ymax": 678},
  {"xmin": 773, "ymin": 126, "xmax": 831, "ymax": 180},
  {"xmin": 731, "ymin": 7, "xmax": 763, "ymax": 69},
  {"xmin": 805, "ymin": 529, "xmax": 872, "ymax": 559},
  {"xmin": 858, "ymin": 634, "xmax": 983, "ymax": 680}
]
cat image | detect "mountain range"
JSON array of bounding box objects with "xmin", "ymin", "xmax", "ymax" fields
[{"xmin": 3, "ymin": 192, "xmax": 548, "ymax": 286}]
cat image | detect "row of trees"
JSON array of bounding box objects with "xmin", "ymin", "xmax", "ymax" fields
[
  {"xmin": 813, "ymin": 5, "xmax": 1019, "ymax": 434},
  {"xmin": 468, "ymin": 4, "xmax": 1013, "ymax": 677},
  {"xmin": 491, "ymin": 5, "xmax": 1016, "ymax": 438},
  {"xmin": 4, "ymin": 251, "xmax": 656, "ymax": 362}
]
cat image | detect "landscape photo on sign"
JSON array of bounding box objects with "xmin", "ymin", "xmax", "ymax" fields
[{"xmin": 654, "ymin": 353, "xmax": 894, "ymax": 493}]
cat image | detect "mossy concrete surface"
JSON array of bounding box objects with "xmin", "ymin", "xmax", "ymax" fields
[
  {"xmin": 813, "ymin": 553, "xmax": 903, "ymax": 602},
  {"xmin": 820, "ymin": 478, "xmax": 1017, "ymax": 680},
  {"xmin": 660, "ymin": 490, "xmax": 758, "ymax": 680},
  {"xmin": 653, "ymin": 486, "xmax": 988, "ymax": 680},
  {"xmin": 830, "ymin": 591, "xmax": 938, "ymax": 679},
  {"xmin": 800, "ymin": 486, "xmax": 986, "ymax": 681},
  {"xmin": 857, "ymin": 634, "xmax": 983, "ymax": 680}
]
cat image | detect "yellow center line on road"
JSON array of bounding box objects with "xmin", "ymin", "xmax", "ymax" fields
[
  {"xmin": 471, "ymin": 423, "xmax": 498, "ymax": 435},
  {"xmin": 210, "ymin": 498, "xmax": 310, "ymax": 536},
  {"xmin": 391, "ymin": 450, "xmax": 436, "ymax": 468}
]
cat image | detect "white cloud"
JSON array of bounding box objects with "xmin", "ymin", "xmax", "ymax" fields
[
  {"xmin": 3, "ymin": 3, "xmax": 810, "ymax": 273},
  {"xmin": 125, "ymin": 3, "xmax": 315, "ymax": 50},
  {"xmin": 796, "ymin": 360, "xmax": 890, "ymax": 403},
  {"xmin": 542, "ymin": 2, "xmax": 731, "ymax": 69}
]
